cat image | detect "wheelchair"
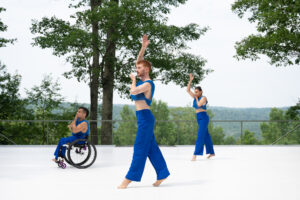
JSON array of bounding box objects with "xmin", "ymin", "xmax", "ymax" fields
[{"xmin": 57, "ymin": 137, "xmax": 97, "ymax": 169}]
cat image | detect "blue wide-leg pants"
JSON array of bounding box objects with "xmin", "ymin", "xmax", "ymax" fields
[
  {"xmin": 126, "ymin": 109, "xmax": 170, "ymax": 182},
  {"xmin": 54, "ymin": 135, "xmax": 80, "ymax": 159},
  {"xmin": 194, "ymin": 112, "xmax": 215, "ymax": 155}
]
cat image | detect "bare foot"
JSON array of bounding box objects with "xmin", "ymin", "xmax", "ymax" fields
[
  {"xmin": 153, "ymin": 178, "xmax": 167, "ymax": 187},
  {"xmin": 191, "ymin": 155, "xmax": 196, "ymax": 161},
  {"xmin": 207, "ymin": 154, "xmax": 215, "ymax": 159},
  {"xmin": 118, "ymin": 178, "xmax": 132, "ymax": 189},
  {"xmin": 52, "ymin": 158, "xmax": 58, "ymax": 163}
]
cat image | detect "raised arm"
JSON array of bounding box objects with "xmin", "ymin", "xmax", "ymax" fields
[
  {"xmin": 136, "ymin": 35, "xmax": 149, "ymax": 65},
  {"xmin": 187, "ymin": 73, "xmax": 195, "ymax": 98}
]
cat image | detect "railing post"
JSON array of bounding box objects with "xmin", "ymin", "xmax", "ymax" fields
[
  {"xmin": 177, "ymin": 121, "xmax": 180, "ymax": 145},
  {"xmin": 46, "ymin": 121, "xmax": 49, "ymax": 145},
  {"xmin": 240, "ymin": 121, "xmax": 243, "ymax": 145}
]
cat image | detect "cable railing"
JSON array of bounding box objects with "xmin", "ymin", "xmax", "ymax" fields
[{"xmin": 0, "ymin": 119, "xmax": 300, "ymax": 145}]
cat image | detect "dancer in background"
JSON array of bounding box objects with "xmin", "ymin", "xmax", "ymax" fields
[
  {"xmin": 186, "ymin": 73, "xmax": 215, "ymax": 161},
  {"xmin": 118, "ymin": 35, "xmax": 170, "ymax": 189},
  {"xmin": 52, "ymin": 107, "xmax": 89, "ymax": 162}
]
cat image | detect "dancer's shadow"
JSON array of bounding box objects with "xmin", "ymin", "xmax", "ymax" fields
[
  {"xmin": 128, "ymin": 179, "xmax": 208, "ymax": 189},
  {"xmin": 161, "ymin": 179, "xmax": 208, "ymax": 187}
]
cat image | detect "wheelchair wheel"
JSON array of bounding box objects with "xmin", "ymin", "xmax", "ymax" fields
[{"xmin": 67, "ymin": 139, "xmax": 97, "ymax": 169}]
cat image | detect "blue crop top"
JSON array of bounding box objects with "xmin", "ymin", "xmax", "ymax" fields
[
  {"xmin": 130, "ymin": 80, "xmax": 155, "ymax": 106},
  {"xmin": 72, "ymin": 119, "xmax": 89, "ymax": 137},
  {"xmin": 193, "ymin": 96, "xmax": 208, "ymax": 110}
]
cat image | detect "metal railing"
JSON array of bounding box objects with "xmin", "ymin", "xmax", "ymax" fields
[{"xmin": 0, "ymin": 119, "xmax": 299, "ymax": 145}]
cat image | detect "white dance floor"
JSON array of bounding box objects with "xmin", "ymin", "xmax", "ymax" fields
[{"xmin": 0, "ymin": 145, "xmax": 299, "ymax": 200}]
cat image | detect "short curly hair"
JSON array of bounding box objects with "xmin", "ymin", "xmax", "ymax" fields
[{"xmin": 137, "ymin": 60, "xmax": 152, "ymax": 71}]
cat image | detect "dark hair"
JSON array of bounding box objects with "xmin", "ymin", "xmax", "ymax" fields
[
  {"xmin": 195, "ymin": 86, "xmax": 202, "ymax": 91},
  {"xmin": 79, "ymin": 107, "xmax": 89, "ymax": 118}
]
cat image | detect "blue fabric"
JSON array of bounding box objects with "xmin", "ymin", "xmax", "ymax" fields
[
  {"xmin": 72, "ymin": 119, "xmax": 89, "ymax": 137},
  {"xmin": 125, "ymin": 109, "xmax": 170, "ymax": 182},
  {"xmin": 54, "ymin": 119, "xmax": 89, "ymax": 159},
  {"xmin": 130, "ymin": 80, "xmax": 155, "ymax": 106},
  {"xmin": 193, "ymin": 96, "xmax": 208, "ymax": 110},
  {"xmin": 194, "ymin": 112, "xmax": 215, "ymax": 155},
  {"xmin": 54, "ymin": 135, "xmax": 85, "ymax": 159}
]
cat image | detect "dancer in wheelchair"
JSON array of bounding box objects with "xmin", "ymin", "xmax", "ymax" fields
[{"xmin": 52, "ymin": 107, "xmax": 89, "ymax": 163}]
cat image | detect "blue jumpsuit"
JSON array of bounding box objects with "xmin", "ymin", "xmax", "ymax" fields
[
  {"xmin": 54, "ymin": 119, "xmax": 89, "ymax": 159},
  {"xmin": 126, "ymin": 80, "xmax": 170, "ymax": 182},
  {"xmin": 193, "ymin": 96, "xmax": 215, "ymax": 155}
]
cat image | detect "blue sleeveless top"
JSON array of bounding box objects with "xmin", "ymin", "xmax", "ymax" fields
[
  {"xmin": 130, "ymin": 80, "xmax": 155, "ymax": 106},
  {"xmin": 72, "ymin": 119, "xmax": 89, "ymax": 137},
  {"xmin": 193, "ymin": 96, "xmax": 208, "ymax": 110}
]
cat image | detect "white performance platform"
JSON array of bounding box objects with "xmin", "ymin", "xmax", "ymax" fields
[{"xmin": 0, "ymin": 145, "xmax": 300, "ymax": 200}]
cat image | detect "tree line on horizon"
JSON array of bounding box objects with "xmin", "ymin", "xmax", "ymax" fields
[{"xmin": 0, "ymin": 68, "xmax": 299, "ymax": 145}]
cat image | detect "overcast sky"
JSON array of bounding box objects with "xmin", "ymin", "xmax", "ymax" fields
[{"xmin": 1, "ymin": 0, "xmax": 299, "ymax": 108}]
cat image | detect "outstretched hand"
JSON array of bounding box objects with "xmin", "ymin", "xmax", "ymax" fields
[
  {"xmin": 189, "ymin": 73, "xmax": 194, "ymax": 82},
  {"xmin": 142, "ymin": 34, "xmax": 149, "ymax": 48}
]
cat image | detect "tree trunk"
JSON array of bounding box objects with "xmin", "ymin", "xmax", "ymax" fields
[
  {"xmin": 100, "ymin": 37, "xmax": 116, "ymax": 145},
  {"xmin": 100, "ymin": 0, "xmax": 118, "ymax": 145},
  {"xmin": 89, "ymin": 0, "xmax": 101, "ymax": 145}
]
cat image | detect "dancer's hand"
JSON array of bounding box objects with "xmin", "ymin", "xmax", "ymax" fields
[
  {"xmin": 189, "ymin": 73, "xmax": 194, "ymax": 82},
  {"xmin": 130, "ymin": 73, "xmax": 136, "ymax": 81},
  {"xmin": 67, "ymin": 124, "xmax": 72, "ymax": 131},
  {"xmin": 142, "ymin": 34, "xmax": 149, "ymax": 48}
]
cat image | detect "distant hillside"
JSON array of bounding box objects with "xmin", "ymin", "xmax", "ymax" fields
[
  {"xmin": 113, "ymin": 104, "xmax": 288, "ymax": 120},
  {"xmin": 60, "ymin": 103, "xmax": 288, "ymax": 138},
  {"xmin": 112, "ymin": 105, "xmax": 288, "ymax": 138}
]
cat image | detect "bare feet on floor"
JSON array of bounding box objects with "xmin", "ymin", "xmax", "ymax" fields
[
  {"xmin": 52, "ymin": 158, "xmax": 57, "ymax": 163},
  {"xmin": 153, "ymin": 178, "xmax": 167, "ymax": 187},
  {"xmin": 207, "ymin": 154, "xmax": 215, "ymax": 159},
  {"xmin": 118, "ymin": 178, "xmax": 132, "ymax": 189},
  {"xmin": 191, "ymin": 155, "xmax": 196, "ymax": 161}
]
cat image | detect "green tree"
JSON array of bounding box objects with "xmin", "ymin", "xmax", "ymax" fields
[
  {"xmin": 30, "ymin": 0, "xmax": 210, "ymax": 144},
  {"xmin": 114, "ymin": 105, "xmax": 136, "ymax": 146},
  {"xmin": 0, "ymin": 64, "xmax": 28, "ymax": 120},
  {"xmin": 26, "ymin": 74, "xmax": 65, "ymax": 144},
  {"xmin": 286, "ymin": 100, "xmax": 300, "ymax": 120},
  {"xmin": 260, "ymin": 108, "xmax": 300, "ymax": 144},
  {"xmin": 151, "ymin": 99, "xmax": 176, "ymax": 145},
  {"xmin": 232, "ymin": 0, "xmax": 300, "ymax": 66},
  {"xmin": 0, "ymin": 65, "xmax": 36, "ymax": 145},
  {"xmin": 170, "ymin": 106, "xmax": 197, "ymax": 145},
  {"xmin": 207, "ymin": 110, "xmax": 225, "ymax": 145},
  {"xmin": 0, "ymin": 7, "xmax": 20, "ymax": 119},
  {"xmin": 224, "ymin": 135, "xmax": 237, "ymax": 145},
  {"xmin": 261, "ymin": 108, "xmax": 286, "ymax": 144},
  {"xmin": 242, "ymin": 129, "xmax": 259, "ymax": 144},
  {"xmin": 0, "ymin": 8, "xmax": 36, "ymax": 145},
  {"xmin": 0, "ymin": 7, "xmax": 16, "ymax": 47}
]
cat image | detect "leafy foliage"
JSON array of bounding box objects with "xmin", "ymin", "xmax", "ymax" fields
[
  {"xmin": 232, "ymin": 0, "xmax": 300, "ymax": 66},
  {"xmin": 0, "ymin": 7, "xmax": 16, "ymax": 47}
]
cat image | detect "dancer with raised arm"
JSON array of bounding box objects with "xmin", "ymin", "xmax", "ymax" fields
[
  {"xmin": 118, "ymin": 35, "xmax": 170, "ymax": 189},
  {"xmin": 187, "ymin": 73, "xmax": 215, "ymax": 161}
]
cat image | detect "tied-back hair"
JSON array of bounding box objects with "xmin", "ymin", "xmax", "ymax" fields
[
  {"xmin": 137, "ymin": 60, "xmax": 152, "ymax": 71},
  {"xmin": 79, "ymin": 107, "xmax": 89, "ymax": 118},
  {"xmin": 195, "ymin": 86, "xmax": 202, "ymax": 92}
]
